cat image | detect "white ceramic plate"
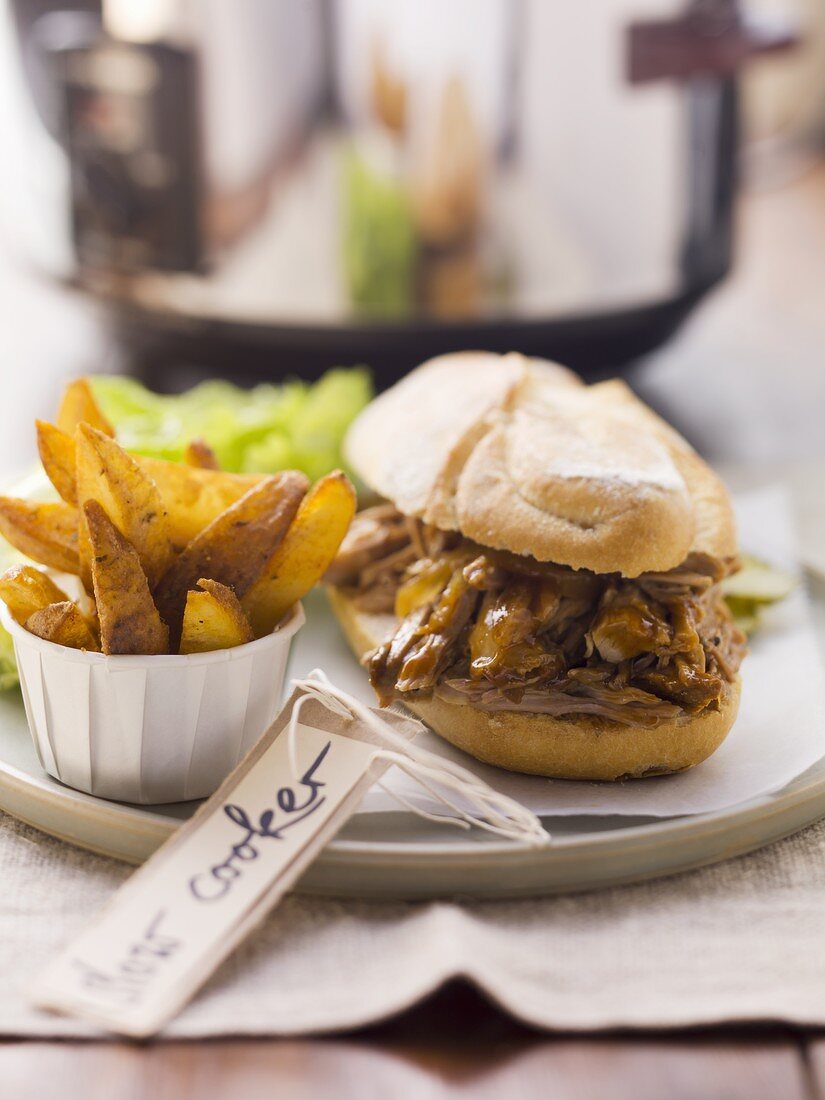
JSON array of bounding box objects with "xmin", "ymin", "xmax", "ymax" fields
[{"xmin": 1, "ymin": 583, "xmax": 824, "ymax": 900}]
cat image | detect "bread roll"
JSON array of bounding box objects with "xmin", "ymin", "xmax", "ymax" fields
[
  {"xmin": 336, "ymin": 352, "xmax": 742, "ymax": 780},
  {"xmin": 345, "ymin": 352, "xmax": 736, "ymax": 577}
]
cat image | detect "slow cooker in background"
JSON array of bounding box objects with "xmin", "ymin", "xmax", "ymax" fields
[{"xmin": 0, "ymin": 0, "xmax": 800, "ymax": 386}]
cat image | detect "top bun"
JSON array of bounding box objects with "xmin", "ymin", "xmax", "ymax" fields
[{"xmin": 345, "ymin": 352, "xmax": 736, "ymax": 577}]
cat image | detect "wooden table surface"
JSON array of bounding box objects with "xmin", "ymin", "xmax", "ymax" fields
[
  {"xmin": 2, "ymin": 984, "xmax": 824, "ymax": 1099},
  {"xmin": 1, "ymin": 160, "xmax": 824, "ymax": 1097}
]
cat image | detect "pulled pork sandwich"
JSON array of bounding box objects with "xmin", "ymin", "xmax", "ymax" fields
[{"xmin": 326, "ymin": 352, "xmax": 746, "ymax": 781}]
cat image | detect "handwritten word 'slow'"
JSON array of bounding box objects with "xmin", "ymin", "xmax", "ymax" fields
[{"xmin": 72, "ymin": 910, "xmax": 179, "ymax": 1007}]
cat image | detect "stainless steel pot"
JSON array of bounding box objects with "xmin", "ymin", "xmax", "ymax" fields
[{"xmin": 2, "ymin": 0, "xmax": 796, "ymax": 381}]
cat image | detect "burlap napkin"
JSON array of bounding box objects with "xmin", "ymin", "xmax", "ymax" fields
[{"xmin": 3, "ymin": 802, "xmax": 825, "ymax": 1037}]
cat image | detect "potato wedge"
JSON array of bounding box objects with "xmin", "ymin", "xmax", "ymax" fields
[
  {"xmin": 56, "ymin": 377, "xmax": 114, "ymax": 437},
  {"xmin": 140, "ymin": 457, "xmax": 261, "ymax": 548},
  {"xmin": 31, "ymin": 423, "xmax": 261, "ymax": 548},
  {"xmin": 76, "ymin": 424, "xmax": 173, "ymax": 590},
  {"xmin": 36, "ymin": 420, "xmax": 78, "ymax": 505},
  {"xmin": 184, "ymin": 439, "xmax": 220, "ymax": 470},
  {"xmin": 26, "ymin": 600, "xmax": 99, "ymax": 651},
  {"xmin": 0, "ymin": 565, "xmax": 70, "ymax": 625},
  {"xmin": 154, "ymin": 471, "xmax": 308, "ymax": 647},
  {"xmin": 0, "ymin": 497, "xmax": 80, "ymax": 574},
  {"xmin": 179, "ymin": 579, "xmax": 254, "ymax": 654},
  {"xmin": 84, "ymin": 500, "xmax": 169, "ymax": 655},
  {"xmin": 243, "ymin": 471, "xmax": 356, "ymax": 637}
]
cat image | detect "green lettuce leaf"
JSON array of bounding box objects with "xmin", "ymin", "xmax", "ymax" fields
[
  {"xmin": 91, "ymin": 368, "xmax": 373, "ymax": 478},
  {"xmin": 342, "ymin": 149, "xmax": 416, "ymax": 315},
  {"xmin": 0, "ymin": 625, "xmax": 17, "ymax": 692}
]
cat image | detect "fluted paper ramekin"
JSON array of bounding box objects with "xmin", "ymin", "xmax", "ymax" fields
[{"xmin": 0, "ymin": 602, "xmax": 304, "ymax": 804}]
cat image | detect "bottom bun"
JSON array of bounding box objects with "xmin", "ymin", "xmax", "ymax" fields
[{"xmin": 326, "ymin": 586, "xmax": 741, "ymax": 781}]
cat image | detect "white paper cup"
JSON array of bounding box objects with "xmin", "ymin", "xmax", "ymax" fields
[{"xmin": 0, "ymin": 602, "xmax": 304, "ymax": 804}]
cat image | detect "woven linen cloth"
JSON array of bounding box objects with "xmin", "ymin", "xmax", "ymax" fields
[{"xmin": 4, "ymin": 806, "xmax": 825, "ymax": 1037}]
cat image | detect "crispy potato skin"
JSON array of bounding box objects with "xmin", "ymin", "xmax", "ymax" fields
[
  {"xmin": 25, "ymin": 600, "xmax": 99, "ymax": 651},
  {"xmin": 154, "ymin": 471, "xmax": 308, "ymax": 649},
  {"xmin": 0, "ymin": 497, "xmax": 80, "ymax": 575},
  {"xmin": 84, "ymin": 500, "xmax": 169, "ymax": 655},
  {"xmin": 36, "ymin": 420, "xmax": 78, "ymax": 505},
  {"xmin": 184, "ymin": 439, "xmax": 220, "ymax": 470},
  {"xmin": 179, "ymin": 579, "xmax": 254, "ymax": 654},
  {"xmin": 33, "ymin": 421, "xmax": 262, "ymax": 550},
  {"xmin": 76, "ymin": 424, "xmax": 174, "ymax": 591},
  {"xmin": 56, "ymin": 378, "xmax": 114, "ymax": 437},
  {"xmin": 0, "ymin": 565, "xmax": 69, "ymax": 625},
  {"xmin": 243, "ymin": 471, "xmax": 356, "ymax": 637}
]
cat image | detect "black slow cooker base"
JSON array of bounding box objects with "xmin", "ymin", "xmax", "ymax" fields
[{"xmin": 111, "ymin": 280, "xmax": 719, "ymax": 393}]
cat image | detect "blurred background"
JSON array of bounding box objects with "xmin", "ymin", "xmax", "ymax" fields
[{"xmin": 0, "ymin": 0, "xmax": 823, "ymax": 488}]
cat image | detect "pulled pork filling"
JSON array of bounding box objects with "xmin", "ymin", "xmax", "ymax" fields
[{"xmin": 327, "ymin": 505, "xmax": 747, "ymax": 728}]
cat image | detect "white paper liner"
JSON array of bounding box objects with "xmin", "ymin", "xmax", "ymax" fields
[
  {"xmin": 289, "ymin": 486, "xmax": 825, "ymax": 820},
  {"xmin": 5, "ymin": 603, "xmax": 304, "ymax": 804}
]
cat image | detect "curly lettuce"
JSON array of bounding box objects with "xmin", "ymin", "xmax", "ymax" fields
[
  {"xmin": 0, "ymin": 626, "xmax": 17, "ymax": 691},
  {"xmin": 0, "ymin": 537, "xmax": 22, "ymax": 691},
  {"xmin": 342, "ymin": 149, "xmax": 416, "ymax": 315},
  {"xmin": 90, "ymin": 368, "xmax": 373, "ymax": 479}
]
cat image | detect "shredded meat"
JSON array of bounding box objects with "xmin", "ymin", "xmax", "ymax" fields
[{"xmin": 329, "ymin": 505, "xmax": 747, "ymax": 726}]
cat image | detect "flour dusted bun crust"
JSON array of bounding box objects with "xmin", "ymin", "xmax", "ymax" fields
[
  {"xmin": 345, "ymin": 351, "xmax": 736, "ymax": 578},
  {"xmin": 331, "ymin": 352, "xmax": 744, "ymax": 781},
  {"xmin": 328, "ymin": 587, "xmax": 741, "ymax": 781}
]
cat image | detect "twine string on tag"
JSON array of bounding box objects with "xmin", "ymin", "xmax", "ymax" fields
[{"xmin": 287, "ymin": 670, "xmax": 550, "ymax": 847}]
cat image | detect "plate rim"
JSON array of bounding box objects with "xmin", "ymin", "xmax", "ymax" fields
[{"xmin": 3, "ymin": 719, "xmax": 825, "ymax": 864}]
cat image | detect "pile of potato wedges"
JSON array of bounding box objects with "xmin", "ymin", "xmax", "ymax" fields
[{"xmin": 0, "ymin": 379, "xmax": 356, "ymax": 655}]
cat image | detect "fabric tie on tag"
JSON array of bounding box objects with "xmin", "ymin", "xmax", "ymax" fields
[
  {"xmin": 31, "ymin": 674, "xmax": 548, "ymax": 1037},
  {"xmin": 288, "ymin": 671, "xmax": 549, "ymax": 846}
]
